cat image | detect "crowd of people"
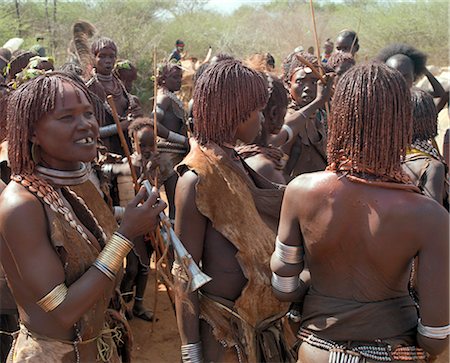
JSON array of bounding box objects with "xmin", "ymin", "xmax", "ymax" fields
[{"xmin": 0, "ymin": 21, "xmax": 448, "ymax": 363}]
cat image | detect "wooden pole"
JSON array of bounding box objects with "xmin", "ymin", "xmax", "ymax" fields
[
  {"xmin": 106, "ymin": 95, "xmax": 139, "ymax": 192},
  {"xmin": 309, "ymin": 0, "xmax": 330, "ymax": 115},
  {"xmin": 152, "ymin": 47, "xmax": 159, "ymax": 188},
  {"xmin": 309, "ymin": 0, "xmax": 322, "ymax": 72}
]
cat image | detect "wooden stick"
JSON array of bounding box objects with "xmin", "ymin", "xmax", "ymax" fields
[
  {"xmin": 308, "ymin": 0, "xmax": 330, "ymax": 115},
  {"xmin": 295, "ymin": 53, "xmax": 325, "ymax": 83},
  {"xmin": 106, "ymin": 95, "xmax": 139, "ymax": 192},
  {"xmin": 152, "ymin": 47, "xmax": 159, "ymax": 188},
  {"xmin": 309, "ymin": 0, "xmax": 323, "ymax": 75}
]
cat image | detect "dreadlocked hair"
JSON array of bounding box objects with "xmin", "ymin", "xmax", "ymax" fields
[
  {"xmin": 376, "ymin": 43, "xmax": 427, "ymax": 79},
  {"xmin": 327, "ymin": 62, "xmax": 412, "ymax": 179},
  {"xmin": 192, "ymin": 63, "xmax": 210, "ymax": 85},
  {"xmin": 327, "ymin": 52, "xmax": 355, "ymax": 75},
  {"xmin": 411, "ymin": 87, "xmax": 437, "ymax": 142},
  {"xmin": 7, "ymin": 71, "xmax": 104, "ymax": 175},
  {"xmin": 91, "ymin": 37, "xmax": 117, "ymax": 56},
  {"xmin": 282, "ymin": 50, "xmax": 318, "ymax": 86},
  {"xmin": 193, "ymin": 59, "xmax": 268, "ymax": 145},
  {"xmin": 0, "ymin": 93, "xmax": 8, "ymax": 141},
  {"xmin": 157, "ymin": 61, "xmax": 181, "ymax": 86}
]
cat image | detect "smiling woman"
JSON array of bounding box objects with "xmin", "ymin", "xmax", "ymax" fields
[{"xmin": 0, "ymin": 72, "xmax": 166, "ymax": 362}]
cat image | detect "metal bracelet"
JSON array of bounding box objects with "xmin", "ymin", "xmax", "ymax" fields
[
  {"xmin": 113, "ymin": 206, "xmax": 125, "ymax": 221},
  {"xmin": 93, "ymin": 260, "xmax": 116, "ymax": 280},
  {"xmin": 418, "ymin": 319, "xmax": 450, "ymax": 339},
  {"xmin": 181, "ymin": 342, "xmax": 203, "ymax": 363},
  {"xmin": 274, "ymin": 237, "xmax": 303, "ymax": 264},
  {"xmin": 94, "ymin": 232, "xmax": 133, "ymax": 279},
  {"xmin": 271, "ymin": 272, "xmax": 300, "ymax": 293},
  {"xmin": 167, "ymin": 131, "xmax": 187, "ymax": 145},
  {"xmin": 36, "ymin": 283, "xmax": 68, "ymax": 312},
  {"xmin": 281, "ymin": 124, "xmax": 294, "ymax": 144},
  {"xmin": 99, "ymin": 124, "xmax": 118, "ymax": 137}
]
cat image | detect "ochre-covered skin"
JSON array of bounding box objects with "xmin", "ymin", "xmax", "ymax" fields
[
  {"xmin": 176, "ymin": 141, "xmax": 288, "ymax": 362},
  {"xmin": 273, "ymin": 63, "xmax": 449, "ymax": 362}
]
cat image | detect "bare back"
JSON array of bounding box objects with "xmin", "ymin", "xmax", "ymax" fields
[
  {"xmin": 278, "ymin": 170, "xmax": 449, "ymax": 348},
  {"xmin": 282, "ymin": 171, "xmax": 446, "ymax": 300}
]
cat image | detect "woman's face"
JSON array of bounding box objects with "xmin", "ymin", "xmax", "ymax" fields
[
  {"xmin": 32, "ymin": 82, "xmax": 99, "ymax": 170},
  {"xmin": 235, "ymin": 109, "xmax": 264, "ymax": 144},
  {"xmin": 164, "ymin": 68, "xmax": 183, "ymax": 92},
  {"xmin": 290, "ymin": 68, "xmax": 318, "ymax": 107},
  {"xmin": 95, "ymin": 47, "xmax": 116, "ymax": 76}
]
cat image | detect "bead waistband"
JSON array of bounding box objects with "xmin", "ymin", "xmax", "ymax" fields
[{"xmin": 298, "ymin": 328, "xmax": 429, "ymax": 362}]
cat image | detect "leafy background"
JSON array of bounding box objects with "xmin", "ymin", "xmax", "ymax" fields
[{"xmin": 1, "ymin": 0, "xmax": 448, "ymax": 105}]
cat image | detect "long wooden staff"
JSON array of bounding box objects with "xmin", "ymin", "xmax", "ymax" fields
[
  {"xmin": 153, "ymin": 47, "xmax": 159, "ymax": 171},
  {"xmin": 107, "ymin": 95, "xmax": 139, "ymax": 192},
  {"xmin": 309, "ymin": 0, "xmax": 330, "ymax": 115},
  {"xmin": 150, "ymin": 47, "xmax": 177, "ymax": 331}
]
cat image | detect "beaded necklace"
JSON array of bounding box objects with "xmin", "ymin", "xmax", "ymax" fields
[
  {"xmin": 12, "ymin": 174, "xmax": 107, "ymax": 248},
  {"xmin": 89, "ymin": 70, "xmax": 134, "ymax": 121},
  {"xmin": 410, "ymin": 139, "xmax": 442, "ymax": 161},
  {"xmin": 162, "ymin": 88, "xmax": 186, "ymax": 121}
]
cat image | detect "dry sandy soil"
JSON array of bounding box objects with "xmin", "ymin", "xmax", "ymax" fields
[
  {"xmin": 127, "ymin": 114, "xmax": 450, "ymax": 363},
  {"xmin": 127, "ymin": 268, "xmax": 449, "ymax": 363},
  {"xmin": 129, "ymin": 268, "xmax": 181, "ymax": 363}
]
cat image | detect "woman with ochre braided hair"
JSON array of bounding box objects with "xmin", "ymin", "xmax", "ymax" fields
[
  {"xmin": 0, "ymin": 72, "xmax": 166, "ymax": 362},
  {"xmin": 271, "ymin": 62, "xmax": 449, "ymax": 362}
]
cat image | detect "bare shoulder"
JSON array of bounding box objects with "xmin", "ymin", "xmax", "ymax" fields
[
  {"xmin": 176, "ymin": 169, "xmax": 198, "ymax": 193},
  {"xmin": 412, "ymin": 194, "xmax": 448, "ymax": 232},
  {"xmin": 0, "ymin": 182, "xmax": 45, "ymax": 236},
  {"xmin": 245, "ymin": 154, "xmax": 277, "ymax": 179},
  {"xmin": 156, "ymin": 92, "xmax": 171, "ymax": 111},
  {"xmin": 287, "ymin": 170, "xmax": 337, "ymax": 196},
  {"xmin": 175, "ymin": 170, "xmax": 199, "ymax": 208}
]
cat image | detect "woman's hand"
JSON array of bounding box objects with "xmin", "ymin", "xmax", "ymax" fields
[
  {"xmin": 314, "ymin": 73, "xmax": 335, "ymax": 107},
  {"xmin": 117, "ymin": 186, "xmax": 167, "ymax": 240}
]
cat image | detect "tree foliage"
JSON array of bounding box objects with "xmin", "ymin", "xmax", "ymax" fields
[{"xmin": 0, "ymin": 0, "xmax": 447, "ymax": 106}]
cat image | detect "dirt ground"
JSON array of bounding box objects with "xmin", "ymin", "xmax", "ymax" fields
[
  {"xmin": 125, "ymin": 113, "xmax": 450, "ymax": 363},
  {"xmin": 128, "ymin": 267, "xmax": 180, "ymax": 363},
  {"xmin": 126, "ymin": 267, "xmax": 449, "ymax": 363}
]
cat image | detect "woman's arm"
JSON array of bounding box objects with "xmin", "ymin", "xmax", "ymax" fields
[
  {"xmin": 270, "ymin": 178, "xmax": 309, "ymax": 302},
  {"xmin": 416, "ymin": 202, "xmax": 449, "ymax": 355},
  {"xmin": 269, "ymin": 75, "xmax": 334, "ymax": 149},
  {"xmin": 174, "ymin": 170, "xmax": 207, "ymax": 348},
  {"xmin": 0, "ymin": 186, "xmax": 165, "ymax": 330}
]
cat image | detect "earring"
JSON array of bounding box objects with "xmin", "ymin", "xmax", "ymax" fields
[{"xmin": 31, "ymin": 143, "xmax": 40, "ymax": 164}]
